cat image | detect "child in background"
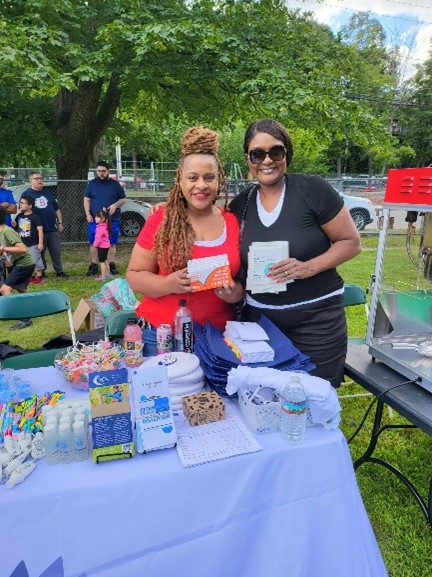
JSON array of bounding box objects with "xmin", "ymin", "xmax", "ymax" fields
[
  {"xmin": 0, "ymin": 207, "xmax": 35, "ymax": 296},
  {"xmin": 93, "ymin": 209, "xmax": 112, "ymax": 282},
  {"xmin": 13, "ymin": 195, "xmax": 45, "ymax": 285}
]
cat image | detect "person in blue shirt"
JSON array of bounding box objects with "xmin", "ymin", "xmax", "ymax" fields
[
  {"xmin": 84, "ymin": 161, "xmax": 126, "ymax": 277},
  {"xmin": 0, "ymin": 171, "xmax": 17, "ymax": 226},
  {"xmin": 20, "ymin": 172, "xmax": 68, "ymax": 278}
]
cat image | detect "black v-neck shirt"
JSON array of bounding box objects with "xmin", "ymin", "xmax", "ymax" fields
[{"xmin": 229, "ymin": 174, "xmax": 345, "ymax": 306}]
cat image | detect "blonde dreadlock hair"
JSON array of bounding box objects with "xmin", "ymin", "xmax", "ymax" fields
[{"xmin": 153, "ymin": 126, "xmax": 228, "ymax": 273}]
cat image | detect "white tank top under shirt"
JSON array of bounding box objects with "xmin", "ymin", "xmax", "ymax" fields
[
  {"xmin": 247, "ymin": 187, "xmax": 343, "ymax": 310},
  {"xmin": 194, "ymin": 222, "xmax": 226, "ymax": 247}
]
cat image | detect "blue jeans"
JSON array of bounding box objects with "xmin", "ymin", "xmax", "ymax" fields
[{"xmin": 142, "ymin": 326, "xmax": 157, "ymax": 357}]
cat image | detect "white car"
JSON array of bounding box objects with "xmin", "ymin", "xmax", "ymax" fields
[
  {"xmin": 120, "ymin": 199, "xmax": 151, "ymax": 237},
  {"xmin": 338, "ymin": 189, "xmax": 375, "ymax": 231}
]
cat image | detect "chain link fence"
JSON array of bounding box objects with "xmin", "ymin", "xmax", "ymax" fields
[
  {"xmin": 1, "ymin": 176, "xmax": 254, "ymax": 243},
  {"xmin": 1, "ymin": 171, "xmax": 387, "ymax": 242}
]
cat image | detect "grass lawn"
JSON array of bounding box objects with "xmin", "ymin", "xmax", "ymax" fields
[{"xmin": 2, "ymin": 236, "xmax": 432, "ymax": 576}]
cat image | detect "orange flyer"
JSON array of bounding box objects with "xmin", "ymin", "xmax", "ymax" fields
[{"xmin": 188, "ymin": 254, "xmax": 233, "ymax": 292}]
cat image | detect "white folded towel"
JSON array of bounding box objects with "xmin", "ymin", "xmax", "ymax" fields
[
  {"xmin": 224, "ymin": 321, "xmax": 269, "ymax": 341},
  {"xmin": 226, "ymin": 366, "xmax": 341, "ymax": 430}
]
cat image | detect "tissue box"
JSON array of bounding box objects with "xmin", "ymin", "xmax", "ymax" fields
[{"xmin": 182, "ymin": 391, "xmax": 225, "ymax": 426}]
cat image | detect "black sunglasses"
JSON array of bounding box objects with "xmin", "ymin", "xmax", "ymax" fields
[{"xmin": 248, "ymin": 145, "xmax": 286, "ymax": 165}]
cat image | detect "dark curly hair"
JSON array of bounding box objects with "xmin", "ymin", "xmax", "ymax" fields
[{"xmin": 153, "ymin": 126, "xmax": 227, "ymax": 273}]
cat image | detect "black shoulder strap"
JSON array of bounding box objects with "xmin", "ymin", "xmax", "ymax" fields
[{"xmin": 240, "ymin": 183, "xmax": 257, "ymax": 239}]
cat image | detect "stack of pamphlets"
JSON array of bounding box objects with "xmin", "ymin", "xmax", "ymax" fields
[
  {"xmin": 223, "ymin": 321, "xmax": 274, "ymax": 363},
  {"xmin": 246, "ymin": 241, "xmax": 291, "ymax": 294},
  {"xmin": 188, "ymin": 254, "xmax": 232, "ymax": 292}
]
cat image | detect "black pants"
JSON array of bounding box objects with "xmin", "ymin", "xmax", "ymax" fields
[{"xmin": 244, "ymin": 294, "xmax": 347, "ymax": 388}]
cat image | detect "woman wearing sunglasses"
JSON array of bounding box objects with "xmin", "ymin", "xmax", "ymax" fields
[
  {"xmin": 126, "ymin": 126, "xmax": 243, "ymax": 356},
  {"xmin": 229, "ymin": 118, "xmax": 361, "ymax": 387}
]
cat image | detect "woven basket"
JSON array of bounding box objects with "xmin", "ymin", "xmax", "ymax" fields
[{"xmin": 237, "ymin": 387, "xmax": 280, "ymax": 434}]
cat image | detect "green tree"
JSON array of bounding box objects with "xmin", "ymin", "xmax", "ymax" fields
[
  {"xmin": 333, "ymin": 12, "xmax": 396, "ymax": 174},
  {"xmin": 399, "ymin": 46, "xmax": 432, "ymax": 166},
  {"xmin": 1, "ymin": 0, "xmax": 401, "ymax": 183}
]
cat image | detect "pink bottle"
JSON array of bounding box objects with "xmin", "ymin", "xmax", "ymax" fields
[{"xmin": 123, "ymin": 318, "xmax": 143, "ymax": 367}]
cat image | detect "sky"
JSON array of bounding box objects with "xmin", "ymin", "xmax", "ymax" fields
[{"xmin": 285, "ymin": 0, "xmax": 432, "ymax": 81}]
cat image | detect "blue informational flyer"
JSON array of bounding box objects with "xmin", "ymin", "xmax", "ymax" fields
[
  {"xmin": 130, "ymin": 364, "xmax": 177, "ymax": 453},
  {"xmin": 89, "ymin": 368, "xmax": 134, "ymax": 463}
]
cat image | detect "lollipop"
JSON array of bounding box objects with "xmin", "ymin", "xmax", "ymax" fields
[{"xmin": 55, "ymin": 341, "xmax": 125, "ymax": 390}]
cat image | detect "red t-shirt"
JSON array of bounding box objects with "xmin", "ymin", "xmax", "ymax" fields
[{"xmin": 135, "ymin": 208, "xmax": 240, "ymax": 331}]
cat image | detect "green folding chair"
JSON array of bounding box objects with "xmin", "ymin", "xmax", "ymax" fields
[
  {"xmin": 0, "ymin": 290, "xmax": 77, "ymax": 369},
  {"xmin": 340, "ymin": 283, "xmax": 373, "ymax": 399},
  {"xmin": 105, "ymin": 309, "xmax": 138, "ymax": 340},
  {"xmin": 343, "ymin": 283, "xmax": 369, "ymax": 346},
  {"xmin": 2, "ymin": 348, "xmax": 63, "ymax": 369}
]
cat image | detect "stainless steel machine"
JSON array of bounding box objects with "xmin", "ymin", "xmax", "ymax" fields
[{"xmin": 366, "ymin": 167, "xmax": 432, "ymax": 393}]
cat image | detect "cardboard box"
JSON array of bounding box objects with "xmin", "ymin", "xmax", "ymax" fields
[
  {"xmin": 182, "ymin": 391, "xmax": 225, "ymax": 426},
  {"xmin": 73, "ymin": 298, "xmax": 105, "ymax": 332}
]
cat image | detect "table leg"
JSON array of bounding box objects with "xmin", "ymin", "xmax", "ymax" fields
[{"xmin": 354, "ymin": 399, "xmax": 432, "ymax": 526}]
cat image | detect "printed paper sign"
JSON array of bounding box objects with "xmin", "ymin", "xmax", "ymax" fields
[
  {"xmin": 89, "ymin": 368, "xmax": 134, "ymax": 463},
  {"xmin": 188, "ymin": 254, "xmax": 233, "ymax": 292},
  {"xmin": 130, "ymin": 364, "xmax": 177, "ymax": 453},
  {"xmin": 246, "ymin": 241, "xmax": 291, "ymax": 294}
]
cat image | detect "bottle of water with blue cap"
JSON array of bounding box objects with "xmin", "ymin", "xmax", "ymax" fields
[{"xmin": 279, "ymin": 376, "xmax": 306, "ymax": 444}]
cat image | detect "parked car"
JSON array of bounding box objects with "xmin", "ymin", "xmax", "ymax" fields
[
  {"xmin": 338, "ymin": 188, "xmax": 375, "ymax": 231},
  {"xmin": 120, "ymin": 199, "xmax": 151, "ymax": 237},
  {"xmin": 341, "ymin": 177, "xmax": 377, "ymax": 193}
]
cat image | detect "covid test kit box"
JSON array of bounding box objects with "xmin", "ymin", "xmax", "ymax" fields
[{"xmin": 89, "ymin": 367, "xmax": 134, "ymax": 463}]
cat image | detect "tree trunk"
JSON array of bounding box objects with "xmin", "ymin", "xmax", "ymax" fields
[
  {"xmin": 336, "ymin": 156, "xmax": 342, "ymax": 177},
  {"xmin": 50, "ymin": 74, "xmax": 122, "ymax": 240}
]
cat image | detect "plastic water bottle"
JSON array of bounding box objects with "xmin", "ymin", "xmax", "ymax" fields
[
  {"xmin": 74, "ymin": 409, "xmax": 89, "ymax": 428},
  {"xmin": 59, "ymin": 423, "xmax": 73, "ymax": 464},
  {"xmin": 43, "ymin": 424, "xmax": 61, "ymax": 465},
  {"xmin": 123, "ymin": 318, "xmax": 143, "ymax": 367},
  {"xmin": 41, "ymin": 405, "xmax": 54, "ymax": 426},
  {"xmin": 72, "ymin": 420, "xmax": 89, "ymax": 462},
  {"xmin": 279, "ymin": 376, "xmax": 307, "ymax": 444},
  {"xmin": 174, "ymin": 299, "xmax": 193, "ymax": 353}
]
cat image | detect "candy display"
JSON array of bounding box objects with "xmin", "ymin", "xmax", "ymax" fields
[{"xmin": 55, "ymin": 341, "xmax": 125, "ymax": 391}]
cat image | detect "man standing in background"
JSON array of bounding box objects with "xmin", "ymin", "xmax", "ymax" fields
[
  {"xmin": 84, "ymin": 160, "xmax": 126, "ymax": 276},
  {"xmin": 0, "ymin": 170, "xmax": 17, "ymax": 226},
  {"xmin": 21, "ymin": 172, "xmax": 68, "ymax": 278}
]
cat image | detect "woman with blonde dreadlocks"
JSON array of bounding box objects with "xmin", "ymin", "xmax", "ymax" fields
[{"xmin": 126, "ymin": 127, "xmax": 243, "ymax": 356}]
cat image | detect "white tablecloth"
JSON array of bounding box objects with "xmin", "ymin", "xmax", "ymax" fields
[{"xmin": 4, "ymin": 367, "xmax": 387, "ymax": 577}]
